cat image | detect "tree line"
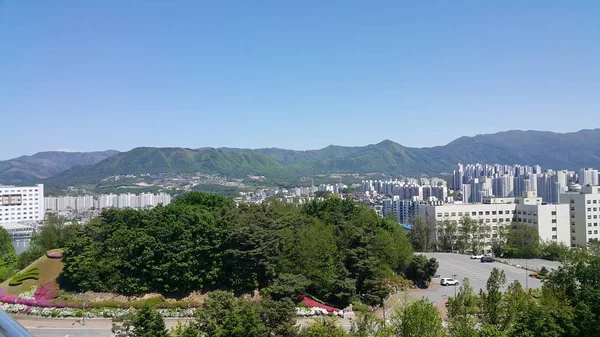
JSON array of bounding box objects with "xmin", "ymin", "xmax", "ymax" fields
[
  {"xmin": 118, "ymin": 251, "xmax": 600, "ymax": 337},
  {"xmin": 59, "ymin": 192, "xmax": 427, "ymax": 307}
]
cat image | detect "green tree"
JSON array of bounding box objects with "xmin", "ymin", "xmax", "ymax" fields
[
  {"xmin": 409, "ymin": 216, "xmax": 436, "ymax": 252},
  {"xmin": 478, "ymin": 326, "xmax": 506, "ymax": 337},
  {"xmin": 447, "ymin": 278, "xmax": 479, "ymax": 337},
  {"xmin": 129, "ymin": 306, "xmax": 168, "ymax": 337},
  {"xmin": 405, "ymin": 255, "xmax": 439, "ymax": 288},
  {"xmin": 437, "ymin": 220, "xmax": 458, "ymax": 252},
  {"xmin": 479, "ymin": 268, "xmax": 506, "ymax": 327},
  {"xmin": 389, "ymin": 299, "xmax": 447, "ymax": 337},
  {"xmin": 259, "ymin": 297, "xmax": 299, "ymax": 337},
  {"xmin": 0, "ymin": 227, "xmax": 17, "ymax": 282},
  {"xmin": 300, "ymin": 318, "xmax": 348, "ymax": 337},
  {"xmin": 500, "ymin": 281, "xmax": 528, "ymax": 331}
]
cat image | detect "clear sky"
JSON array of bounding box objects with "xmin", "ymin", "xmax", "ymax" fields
[{"xmin": 1, "ymin": 1, "xmax": 599, "ymax": 159}]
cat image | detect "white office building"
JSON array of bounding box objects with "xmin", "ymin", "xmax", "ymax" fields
[
  {"xmin": 418, "ymin": 191, "xmax": 570, "ymax": 252},
  {"xmin": 0, "ymin": 184, "xmax": 44, "ymax": 224},
  {"xmin": 560, "ymin": 185, "xmax": 600, "ymax": 248}
]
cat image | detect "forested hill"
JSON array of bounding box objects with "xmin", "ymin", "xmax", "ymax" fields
[{"xmin": 4, "ymin": 129, "xmax": 600, "ymax": 186}]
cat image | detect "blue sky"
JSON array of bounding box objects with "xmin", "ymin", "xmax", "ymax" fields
[{"xmin": 1, "ymin": 1, "xmax": 599, "ymax": 159}]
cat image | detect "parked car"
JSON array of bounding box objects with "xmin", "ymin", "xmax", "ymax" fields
[
  {"xmin": 440, "ymin": 278, "xmax": 459, "ymax": 286},
  {"xmin": 470, "ymin": 254, "xmax": 484, "ymax": 259},
  {"xmin": 480, "ymin": 256, "xmax": 495, "ymax": 263}
]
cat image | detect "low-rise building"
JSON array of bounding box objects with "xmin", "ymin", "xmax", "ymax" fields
[
  {"xmin": 1, "ymin": 222, "xmax": 33, "ymax": 254},
  {"xmin": 418, "ymin": 191, "xmax": 570, "ymax": 253}
]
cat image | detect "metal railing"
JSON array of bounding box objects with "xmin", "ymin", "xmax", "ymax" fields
[{"xmin": 0, "ymin": 309, "xmax": 33, "ymax": 337}]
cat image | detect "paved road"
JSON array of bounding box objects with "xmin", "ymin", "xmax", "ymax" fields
[
  {"xmin": 419, "ymin": 253, "xmax": 544, "ymax": 304},
  {"xmin": 494, "ymin": 257, "xmax": 562, "ymax": 272}
]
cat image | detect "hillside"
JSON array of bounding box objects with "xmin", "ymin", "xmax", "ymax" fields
[
  {"xmin": 35, "ymin": 128, "xmax": 600, "ymax": 185},
  {"xmin": 47, "ymin": 147, "xmax": 296, "ymax": 185},
  {"xmin": 0, "ymin": 150, "xmax": 119, "ymax": 185}
]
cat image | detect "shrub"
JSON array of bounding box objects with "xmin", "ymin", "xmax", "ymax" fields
[
  {"xmin": 46, "ymin": 251, "xmax": 62, "ymax": 259},
  {"xmin": 8, "ymin": 268, "xmax": 39, "ymax": 286}
]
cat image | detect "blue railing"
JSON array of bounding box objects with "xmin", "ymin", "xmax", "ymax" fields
[{"xmin": 0, "ymin": 309, "xmax": 33, "ymax": 337}]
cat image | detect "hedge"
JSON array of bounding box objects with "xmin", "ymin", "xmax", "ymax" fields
[{"xmin": 9, "ymin": 268, "xmax": 40, "ymax": 286}]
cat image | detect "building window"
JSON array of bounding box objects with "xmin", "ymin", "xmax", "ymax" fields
[
  {"xmin": 499, "ymin": 218, "xmax": 504, "ymax": 222},
  {"xmin": 498, "ymin": 210, "xmax": 503, "ymax": 215},
  {"xmin": 485, "ymin": 219, "xmax": 490, "ymax": 223},
  {"xmin": 551, "ymin": 211, "xmax": 556, "ymax": 215},
  {"xmin": 588, "ymin": 208, "xmax": 592, "ymax": 212},
  {"xmin": 478, "ymin": 211, "xmax": 483, "ymax": 215},
  {"xmin": 588, "ymin": 215, "xmax": 592, "ymax": 220},
  {"xmin": 444, "ymin": 213, "xmax": 449, "ymax": 217},
  {"xmin": 458, "ymin": 212, "xmax": 463, "ymax": 216},
  {"xmin": 518, "ymin": 218, "xmax": 522, "ymax": 222},
  {"xmin": 552, "ymin": 219, "xmax": 557, "ymax": 223},
  {"xmin": 589, "ymin": 223, "xmax": 593, "ymax": 227},
  {"xmin": 492, "ymin": 211, "xmax": 497, "ymax": 215},
  {"xmin": 552, "ymin": 227, "xmax": 557, "ymax": 231},
  {"xmin": 589, "ymin": 231, "xmax": 592, "ymax": 234},
  {"xmin": 437, "ymin": 213, "xmax": 442, "ymax": 217},
  {"xmin": 588, "ymin": 200, "xmax": 592, "ymax": 204},
  {"xmin": 472, "ymin": 212, "xmax": 476, "ymax": 216},
  {"xmin": 595, "ymin": 200, "xmax": 598, "ymax": 204},
  {"xmin": 451, "ymin": 212, "xmax": 456, "ymax": 216},
  {"xmin": 552, "ymin": 235, "xmax": 557, "ymax": 240},
  {"xmin": 595, "ymin": 208, "xmax": 598, "ymax": 212},
  {"xmin": 518, "ymin": 210, "xmax": 522, "ymax": 214},
  {"xmin": 485, "ymin": 211, "xmax": 490, "ymax": 215},
  {"xmin": 596, "ymin": 230, "xmax": 599, "ymax": 234},
  {"xmin": 506, "ymin": 218, "xmax": 510, "ymax": 222}
]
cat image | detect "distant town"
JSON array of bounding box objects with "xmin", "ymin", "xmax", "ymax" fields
[{"xmin": 2, "ymin": 164, "xmax": 600, "ymax": 255}]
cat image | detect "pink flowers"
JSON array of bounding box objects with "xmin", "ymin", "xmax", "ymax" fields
[
  {"xmin": 34, "ymin": 281, "xmax": 59, "ymax": 301},
  {"xmin": 46, "ymin": 251, "xmax": 62, "ymax": 259}
]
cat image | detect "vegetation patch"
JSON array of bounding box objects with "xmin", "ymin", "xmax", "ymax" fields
[{"xmin": 8, "ymin": 268, "xmax": 39, "ymax": 286}]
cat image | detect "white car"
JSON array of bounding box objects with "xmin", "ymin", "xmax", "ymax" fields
[
  {"xmin": 470, "ymin": 254, "xmax": 484, "ymax": 259},
  {"xmin": 440, "ymin": 278, "xmax": 459, "ymax": 286}
]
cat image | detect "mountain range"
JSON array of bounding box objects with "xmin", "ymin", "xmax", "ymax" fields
[
  {"xmin": 2, "ymin": 129, "xmax": 600, "ymax": 186},
  {"xmin": 0, "ymin": 150, "xmax": 119, "ymax": 185}
]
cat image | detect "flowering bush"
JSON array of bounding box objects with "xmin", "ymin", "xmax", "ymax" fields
[
  {"xmin": 34, "ymin": 281, "xmax": 59, "ymax": 301},
  {"xmin": 0, "ymin": 302, "xmax": 195, "ymax": 318},
  {"xmin": 46, "ymin": 251, "xmax": 62, "ymax": 259}
]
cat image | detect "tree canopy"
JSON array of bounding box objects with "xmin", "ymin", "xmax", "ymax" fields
[{"xmin": 59, "ymin": 192, "xmax": 415, "ymax": 306}]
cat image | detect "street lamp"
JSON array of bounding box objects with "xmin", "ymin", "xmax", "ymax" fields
[
  {"xmin": 452, "ymin": 274, "xmax": 457, "ymax": 297},
  {"xmin": 80, "ymin": 292, "xmax": 86, "ymax": 327}
]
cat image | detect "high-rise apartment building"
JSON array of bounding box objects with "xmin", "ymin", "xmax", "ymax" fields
[
  {"xmin": 560, "ymin": 185, "xmax": 600, "ymax": 248},
  {"xmin": 578, "ymin": 168, "xmax": 599, "ymax": 186},
  {"xmin": 0, "ymin": 184, "xmax": 44, "ymax": 224}
]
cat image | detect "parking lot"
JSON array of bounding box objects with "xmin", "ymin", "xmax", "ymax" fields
[{"xmin": 415, "ymin": 253, "xmax": 546, "ymax": 304}]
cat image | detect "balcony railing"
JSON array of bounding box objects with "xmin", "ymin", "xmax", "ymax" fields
[{"xmin": 0, "ymin": 309, "xmax": 33, "ymax": 337}]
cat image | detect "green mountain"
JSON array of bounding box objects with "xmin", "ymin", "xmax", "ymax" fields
[
  {"xmin": 21, "ymin": 129, "xmax": 600, "ymax": 186},
  {"xmin": 47, "ymin": 147, "xmax": 294, "ymax": 185},
  {"xmin": 0, "ymin": 150, "xmax": 119, "ymax": 185}
]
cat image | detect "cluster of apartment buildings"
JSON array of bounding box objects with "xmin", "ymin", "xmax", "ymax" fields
[
  {"xmin": 368, "ymin": 165, "xmax": 600, "ymax": 252},
  {"xmin": 44, "ymin": 192, "xmax": 172, "ymax": 211},
  {"xmin": 361, "ymin": 179, "xmax": 448, "ymax": 201},
  {"xmin": 452, "ymin": 163, "xmax": 600, "ymax": 204}
]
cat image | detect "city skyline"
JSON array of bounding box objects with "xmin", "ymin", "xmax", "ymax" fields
[{"xmin": 1, "ymin": 1, "xmax": 599, "ymax": 159}]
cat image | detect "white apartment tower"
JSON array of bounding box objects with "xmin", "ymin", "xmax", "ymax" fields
[
  {"xmin": 0, "ymin": 184, "xmax": 44, "ymax": 224},
  {"xmin": 578, "ymin": 168, "xmax": 599, "ymax": 186},
  {"xmin": 560, "ymin": 185, "xmax": 600, "ymax": 248}
]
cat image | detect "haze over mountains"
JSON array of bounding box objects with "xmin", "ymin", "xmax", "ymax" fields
[{"xmin": 2, "ymin": 129, "xmax": 600, "ymax": 186}]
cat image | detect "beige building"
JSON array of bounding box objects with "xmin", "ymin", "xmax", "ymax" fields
[
  {"xmin": 560, "ymin": 185, "xmax": 600, "ymax": 248},
  {"xmin": 418, "ymin": 191, "xmax": 570, "ymax": 253}
]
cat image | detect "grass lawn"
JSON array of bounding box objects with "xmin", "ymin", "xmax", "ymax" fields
[{"xmin": 1, "ymin": 255, "xmax": 64, "ymax": 296}]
